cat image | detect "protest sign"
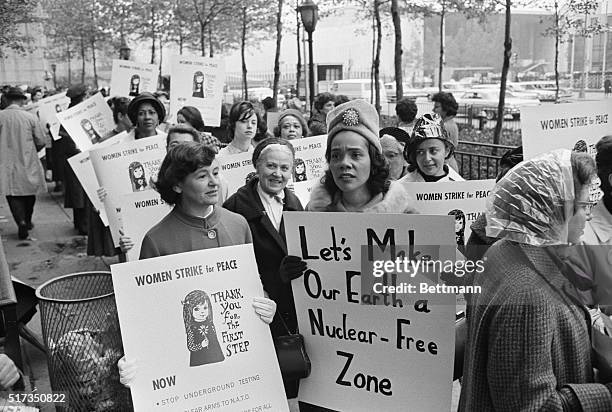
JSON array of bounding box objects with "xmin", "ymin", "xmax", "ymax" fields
[
  {"xmin": 37, "ymin": 92, "xmax": 70, "ymax": 140},
  {"xmin": 218, "ymin": 152, "xmax": 254, "ymax": 197},
  {"xmin": 56, "ymin": 93, "xmax": 115, "ymax": 151},
  {"xmin": 266, "ymin": 111, "xmax": 281, "ymax": 132},
  {"xmin": 401, "ymin": 179, "xmax": 495, "ymax": 253},
  {"xmin": 284, "ymin": 212, "xmax": 457, "ymax": 411},
  {"xmin": 170, "ymin": 55, "xmax": 224, "ymax": 126},
  {"xmin": 111, "ymin": 245, "xmax": 289, "ymax": 412},
  {"xmin": 522, "ymin": 100, "xmax": 612, "ymax": 160},
  {"xmin": 289, "ymin": 134, "xmax": 327, "ymax": 205},
  {"xmin": 90, "ymin": 135, "xmax": 166, "ymax": 245},
  {"xmin": 121, "ymin": 191, "xmax": 172, "ymax": 261},
  {"xmin": 67, "ymin": 132, "xmax": 131, "ymax": 226},
  {"xmin": 110, "ymin": 60, "xmax": 159, "ymax": 98}
]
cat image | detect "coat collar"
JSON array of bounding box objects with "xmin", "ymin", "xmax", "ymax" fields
[
  {"xmin": 307, "ymin": 180, "xmax": 417, "ymax": 213},
  {"xmin": 587, "ymin": 201, "xmax": 612, "ymax": 244}
]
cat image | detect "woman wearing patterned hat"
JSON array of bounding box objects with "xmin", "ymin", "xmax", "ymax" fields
[
  {"xmin": 273, "ymin": 109, "xmax": 310, "ymax": 140},
  {"xmin": 303, "ymin": 99, "xmax": 418, "ymax": 213},
  {"xmin": 398, "ymin": 113, "xmax": 464, "ymax": 184}
]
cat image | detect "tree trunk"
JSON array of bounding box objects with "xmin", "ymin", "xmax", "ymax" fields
[
  {"xmin": 91, "ymin": 37, "xmax": 98, "ymax": 89},
  {"xmin": 554, "ymin": 0, "xmax": 559, "ymax": 102},
  {"xmin": 241, "ymin": 6, "xmax": 248, "ymax": 100},
  {"xmin": 370, "ymin": 13, "xmax": 375, "ymax": 105},
  {"xmin": 200, "ymin": 24, "xmax": 206, "ymax": 57},
  {"xmin": 150, "ymin": 6, "xmax": 156, "ymax": 64},
  {"xmin": 80, "ymin": 35, "xmax": 86, "ymax": 84},
  {"xmin": 493, "ymin": 0, "xmax": 512, "ymax": 146},
  {"xmin": 296, "ymin": 8, "xmax": 301, "ymax": 98},
  {"xmin": 438, "ymin": 1, "xmax": 445, "ymax": 92},
  {"xmin": 272, "ymin": 0, "xmax": 283, "ymax": 108},
  {"xmin": 209, "ymin": 25, "xmax": 213, "ymax": 58},
  {"xmin": 391, "ymin": 0, "xmax": 403, "ymax": 101},
  {"xmin": 159, "ymin": 36, "xmax": 163, "ymax": 90},
  {"xmin": 373, "ymin": 0, "xmax": 382, "ymax": 113},
  {"xmin": 66, "ymin": 41, "xmax": 71, "ymax": 85}
]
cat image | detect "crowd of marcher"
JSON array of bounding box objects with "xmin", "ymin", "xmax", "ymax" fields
[{"xmin": 1, "ymin": 80, "xmax": 612, "ymax": 412}]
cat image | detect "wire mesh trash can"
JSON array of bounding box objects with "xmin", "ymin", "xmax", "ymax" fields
[{"xmin": 36, "ymin": 271, "xmax": 132, "ymax": 411}]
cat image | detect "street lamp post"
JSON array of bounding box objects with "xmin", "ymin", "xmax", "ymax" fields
[
  {"xmin": 51, "ymin": 64, "xmax": 57, "ymax": 89},
  {"xmin": 119, "ymin": 38, "xmax": 131, "ymax": 61},
  {"xmin": 298, "ymin": 0, "xmax": 319, "ymax": 113}
]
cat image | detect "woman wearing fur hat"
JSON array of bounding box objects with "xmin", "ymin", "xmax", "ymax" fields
[
  {"xmin": 398, "ymin": 113, "xmax": 464, "ymax": 184},
  {"xmin": 379, "ymin": 126, "xmax": 411, "ymax": 180},
  {"xmin": 273, "ymin": 109, "xmax": 310, "ymax": 140}
]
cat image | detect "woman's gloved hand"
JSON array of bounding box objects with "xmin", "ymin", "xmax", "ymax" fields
[
  {"xmin": 118, "ymin": 356, "xmax": 138, "ymax": 388},
  {"xmin": 279, "ymin": 255, "xmax": 307, "ymax": 283},
  {"xmin": 252, "ymin": 297, "xmax": 277, "ymax": 324}
]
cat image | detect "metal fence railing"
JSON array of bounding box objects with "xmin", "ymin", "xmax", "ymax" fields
[{"xmin": 455, "ymin": 141, "xmax": 519, "ymax": 180}]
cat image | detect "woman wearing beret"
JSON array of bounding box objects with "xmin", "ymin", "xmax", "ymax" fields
[
  {"xmin": 273, "ymin": 109, "xmax": 310, "ymax": 140},
  {"xmin": 398, "ymin": 113, "xmax": 464, "ymax": 184},
  {"xmin": 223, "ymin": 137, "xmax": 304, "ymax": 398},
  {"xmin": 125, "ymin": 92, "xmax": 167, "ymax": 140}
]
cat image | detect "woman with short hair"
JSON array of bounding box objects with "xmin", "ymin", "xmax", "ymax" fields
[
  {"xmin": 273, "ymin": 109, "xmax": 310, "ymax": 140},
  {"xmin": 176, "ymin": 105, "xmax": 222, "ymax": 151},
  {"xmin": 217, "ymin": 101, "xmax": 266, "ymax": 157},
  {"xmin": 307, "ymin": 92, "xmax": 335, "ymax": 136}
]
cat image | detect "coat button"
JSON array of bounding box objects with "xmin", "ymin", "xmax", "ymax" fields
[{"xmin": 207, "ymin": 229, "xmax": 217, "ymax": 239}]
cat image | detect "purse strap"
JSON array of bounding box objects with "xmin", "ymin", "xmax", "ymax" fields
[{"xmin": 277, "ymin": 312, "xmax": 297, "ymax": 336}]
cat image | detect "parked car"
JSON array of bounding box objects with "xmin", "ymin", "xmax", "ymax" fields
[
  {"xmin": 517, "ymin": 81, "xmax": 573, "ymax": 102},
  {"xmin": 471, "ymin": 83, "xmax": 540, "ymax": 101},
  {"xmin": 455, "ymin": 89, "xmax": 541, "ymax": 120},
  {"xmin": 247, "ymin": 87, "xmax": 286, "ymax": 107},
  {"xmin": 333, "ymin": 79, "xmax": 388, "ymax": 104}
]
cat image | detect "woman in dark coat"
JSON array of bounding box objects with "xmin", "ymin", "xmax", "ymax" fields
[
  {"xmin": 223, "ymin": 137, "xmax": 304, "ymax": 398},
  {"xmin": 57, "ymin": 84, "xmax": 89, "ymax": 234}
]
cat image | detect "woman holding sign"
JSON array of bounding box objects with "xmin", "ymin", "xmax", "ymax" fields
[
  {"xmin": 459, "ymin": 149, "xmax": 612, "ymax": 411},
  {"xmin": 223, "ymin": 137, "xmax": 304, "ymax": 398},
  {"xmin": 119, "ymin": 142, "xmax": 277, "ymax": 384},
  {"xmin": 398, "ymin": 113, "xmax": 464, "ymax": 184}
]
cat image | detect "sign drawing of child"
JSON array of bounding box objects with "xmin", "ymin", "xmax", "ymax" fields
[{"xmin": 182, "ymin": 290, "xmax": 224, "ymax": 367}]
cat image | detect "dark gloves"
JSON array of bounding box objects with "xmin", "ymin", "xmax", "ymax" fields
[{"xmin": 279, "ymin": 255, "xmax": 307, "ymax": 283}]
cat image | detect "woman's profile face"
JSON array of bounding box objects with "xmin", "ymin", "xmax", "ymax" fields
[
  {"xmin": 192, "ymin": 301, "xmax": 209, "ymax": 322},
  {"xmin": 175, "ymin": 160, "xmax": 221, "ymax": 207},
  {"xmin": 329, "ymin": 131, "xmax": 371, "ymax": 195},
  {"xmin": 567, "ymin": 186, "xmax": 592, "ymax": 244},
  {"xmin": 280, "ymin": 115, "xmax": 303, "ymax": 140},
  {"xmin": 176, "ymin": 113, "xmax": 193, "ymax": 128},
  {"xmin": 415, "ymin": 139, "xmax": 448, "ymax": 177},
  {"xmin": 167, "ymin": 132, "xmax": 195, "ymax": 150},
  {"xmin": 455, "ymin": 216, "xmax": 464, "ymax": 233},
  {"xmin": 322, "ymin": 100, "xmax": 335, "ymax": 114}
]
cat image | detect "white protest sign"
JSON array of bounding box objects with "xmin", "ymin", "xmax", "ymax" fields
[
  {"xmin": 402, "ymin": 179, "xmax": 496, "ymax": 252},
  {"xmin": 290, "ymin": 134, "xmax": 327, "ymax": 204},
  {"xmin": 37, "ymin": 92, "xmax": 70, "ymax": 140},
  {"xmin": 90, "ymin": 135, "xmax": 167, "ymax": 246},
  {"xmin": 121, "ymin": 191, "xmax": 172, "ymax": 261},
  {"xmin": 111, "ymin": 245, "xmax": 289, "ymax": 412},
  {"xmin": 110, "ymin": 59, "xmax": 160, "ymax": 98},
  {"xmin": 266, "ymin": 111, "xmax": 281, "ymax": 132},
  {"xmin": 170, "ymin": 55, "xmax": 225, "ymax": 126},
  {"xmin": 284, "ymin": 212, "xmax": 456, "ymax": 411},
  {"xmin": 521, "ymin": 100, "xmax": 612, "ymax": 160},
  {"xmin": 56, "ymin": 93, "xmax": 115, "ymax": 151},
  {"xmin": 218, "ymin": 152, "xmax": 254, "ymax": 197},
  {"xmin": 68, "ymin": 132, "xmax": 131, "ymax": 226}
]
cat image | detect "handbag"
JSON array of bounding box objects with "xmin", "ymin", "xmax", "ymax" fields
[{"xmin": 273, "ymin": 315, "xmax": 311, "ymax": 381}]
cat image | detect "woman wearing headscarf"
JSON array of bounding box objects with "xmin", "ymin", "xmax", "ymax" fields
[
  {"xmin": 223, "ymin": 137, "xmax": 304, "ymax": 398},
  {"xmin": 273, "ymin": 109, "xmax": 310, "ymax": 140},
  {"xmin": 458, "ymin": 149, "xmax": 612, "ymax": 411},
  {"xmin": 398, "ymin": 113, "xmax": 464, "ymax": 184}
]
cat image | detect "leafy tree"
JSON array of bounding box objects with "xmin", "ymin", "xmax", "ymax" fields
[{"xmin": 0, "ymin": 0, "xmax": 39, "ymax": 57}]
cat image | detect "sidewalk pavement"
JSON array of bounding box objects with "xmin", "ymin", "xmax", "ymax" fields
[{"xmin": 0, "ymin": 184, "xmax": 119, "ymax": 411}]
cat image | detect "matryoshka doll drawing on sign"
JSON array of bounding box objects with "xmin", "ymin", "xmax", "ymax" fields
[
  {"xmin": 128, "ymin": 161, "xmax": 148, "ymax": 192},
  {"xmin": 182, "ymin": 290, "xmax": 224, "ymax": 367},
  {"xmin": 192, "ymin": 71, "xmax": 206, "ymax": 98},
  {"xmin": 129, "ymin": 74, "xmax": 140, "ymax": 97}
]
